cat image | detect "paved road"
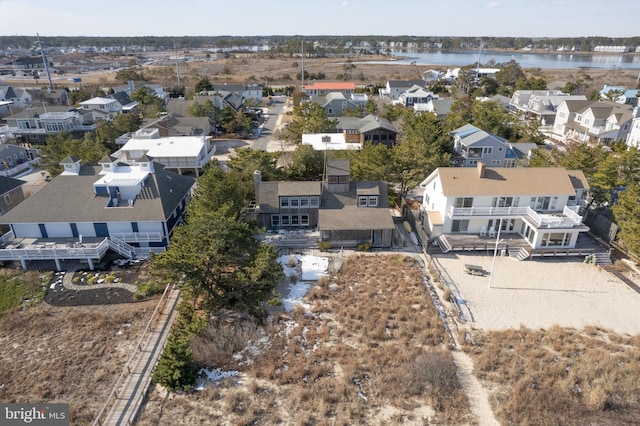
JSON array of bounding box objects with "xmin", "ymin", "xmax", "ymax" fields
[{"xmin": 251, "ymin": 96, "xmax": 286, "ymax": 151}]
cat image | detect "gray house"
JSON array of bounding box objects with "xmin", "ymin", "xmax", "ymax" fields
[
  {"xmin": 451, "ymin": 124, "xmax": 517, "ymax": 168},
  {"xmin": 312, "ymin": 92, "xmax": 360, "ymax": 117},
  {"xmin": 254, "ymin": 159, "xmax": 395, "ymax": 248}
]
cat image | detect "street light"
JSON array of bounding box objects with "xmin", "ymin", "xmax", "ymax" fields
[{"xmin": 488, "ymin": 217, "xmax": 503, "ymax": 289}]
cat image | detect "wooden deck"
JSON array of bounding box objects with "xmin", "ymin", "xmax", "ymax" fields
[{"xmin": 437, "ymin": 232, "xmax": 609, "ymax": 259}]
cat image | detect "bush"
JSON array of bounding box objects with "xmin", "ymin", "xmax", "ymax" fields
[
  {"xmin": 134, "ymin": 280, "xmax": 166, "ymax": 300},
  {"xmin": 152, "ymin": 334, "xmax": 197, "ymax": 391},
  {"xmin": 357, "ymin": 243, "xmax": 372, "ymax": 252},
  {"xmin": 318, "ymin": 241, "xmax": 331, "ymax": 252}
]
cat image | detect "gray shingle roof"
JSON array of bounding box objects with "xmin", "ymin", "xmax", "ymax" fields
[{"xmin": 0, "ymin": 163, "xmax": 194, "ymax": 224}]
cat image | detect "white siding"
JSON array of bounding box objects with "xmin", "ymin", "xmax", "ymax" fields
[
  {"xmin": 76, "ymin": 223, "xmax": 97, "ymax": 238},
  {"xmin": 107, "ymin": 222, "xmax": 134, "ymax": 234},
  {"xmin": 45, "ymin": 223, "xmax": 73, "ymax": 238},
  {"xmin": 11, "ymin": 223, "xmax": 41, "ymax": 238},
  {"xmin": 136, "ymin": 221, "xmax": 164, "ymax": 234}
]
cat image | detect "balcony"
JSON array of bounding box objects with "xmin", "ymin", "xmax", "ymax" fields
[
  {"xmin": 449, "ymin": 205, "xmax": 585, "ymax": 229},
  {"xmin": 449, "ymin": 205, "xmax": 529, "ymax": 218}
]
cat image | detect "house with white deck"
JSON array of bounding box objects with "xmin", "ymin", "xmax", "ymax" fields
[
  {"xmin": 118, "ymin": 128, "xmax": 216, "ymax": 177},
  {"xmin": 0, "ymin": 156, "xmax": 195, "ymax": 271},
  {"xmin": 418, "ymin": 162, "xmax": 590, "ymax": 255}
]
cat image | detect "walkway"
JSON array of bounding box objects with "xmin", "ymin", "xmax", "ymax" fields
[{"xmin": 94, "ymin": 286, "xmax": 180, "ymax": 426}]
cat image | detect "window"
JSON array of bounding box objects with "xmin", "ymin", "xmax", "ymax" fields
[
  {"xmin": 291, "ymin": 215, "xmax": 300, "ymax": 226},
  {"xmin": 328, "ymin": 108, "xmax": 333, "ymax": 115},
  {"xmin": 451, "ymin": 220, "xmax": 469, "ymax": 233},
  {"xmin": 530, "ymin": 196, "xmax": 557, "ymax": 211},
  {"xmin": 492, "ymin": 197, "xmax": 519, "ymax": 208},
  {"xmin": 491, "ymin": 160, "xmax": 501, "ymax": 165},
  {"xmin": 358, "ymin": 196, "xmax": 368, "ymax": 207},
  {"xmin": 280, "ymin": 197, "xmax": 289, "ymax": 208},
  {"xmin": 310, "ymin": 196, "xmax": 320, "ymax": 208},
  {"xmin": 454, "ymin": 197, "xmax": 473, "ymax": 208},
  {"xmin": 339, "ymin": 176, "xmax": 348, "ymax": 184},
  {"xmin": 290, "ymin": 197, "xmax": 299, "ymax": 208},
  {"xmin": 271, "ymin": 216, "xmax": 280, "ymax": 227},
  {"xmin": 482, "ymin": 147, "xmax": 493, "ymax": 155},
  {"xmin": 328, "ymin": 176, "xmax": 338, "ymax": 184},
  {"xmin": 300, "ymin": 197, "xmax": 309, "ymax": 208},
  {"xmin": 368, "ymin": 196, "xmax": 378, "ymax": 207},
  {"xmin": 498, "ymin": 147, "xmax": 503, "ymax": 152},
  {"xmin": 281, "ymin": 215, "xmax": 290, "ymax": 226},
  {"xmin": 301, "ymin": 215, "xmax": 309, "ymax": 226},
  {"xmin": 3, "ymin": 194, "xmax": 11, "ymax": 204}
]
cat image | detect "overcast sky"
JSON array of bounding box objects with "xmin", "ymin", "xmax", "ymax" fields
[{"xmin": 0, "ymin": 0, "xmax": 638, "ymax": 38}]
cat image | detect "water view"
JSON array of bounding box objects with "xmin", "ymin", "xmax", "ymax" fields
[{"xmin": 387, "ymin": 49, "xmax": 640, "ymax": 70}]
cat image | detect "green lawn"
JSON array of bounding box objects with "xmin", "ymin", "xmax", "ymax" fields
[{"xmin": 0, "ymin": 270, "xmax": 52, "ymax": 315}]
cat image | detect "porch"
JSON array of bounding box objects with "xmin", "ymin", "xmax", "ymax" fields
[{"xmin": 435, "ymin": 232, "xmax": 609, "ymax": 262}]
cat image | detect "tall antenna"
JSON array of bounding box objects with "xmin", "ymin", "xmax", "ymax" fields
[
  {"xmin": 174, "ymin": 39, "xmax": 181, "ymax": 89},
  {"xmin": 476, "ymin": 41, "xmax": 482, "ymax": 78},
  {"xmin": 36, "ymin": 33, "xmax": 53, "ymax": 91}
]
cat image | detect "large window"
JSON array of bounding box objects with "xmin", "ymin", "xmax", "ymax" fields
[
  {"xmin": 542, "ymin": 232, "xmax": 570, "ymax": 247},
  {"xmin": 451, "ymin": 220, "xmax": 469, "ymax": 233},
  {"xmin": 280, "ymin": 197, "xmax": 289, "ymax": 208},
  {"xmin": 300, "ymin": 197, "xmax": 309, "ymax": 208},
  {"xmin": 492, "ymin": 197, "xmax": 519, "ymax": 208},
  {"xmin": 271, "ymin": 216, "xmax": 280, "ymax": 227},
  {"xmin": 529, "ymin": 196, "xmax": 558, "ymax": 211},
  {"xmin": 310, "ymin": 196, "xmax": 319, "ymax": 208},
  {"xmin": 358, "ymin": 196, "xmax": 379, "ymax": 207},
  {"xmin": 454, "ymin": 197, "xmax": 473, "ymax": 208}
]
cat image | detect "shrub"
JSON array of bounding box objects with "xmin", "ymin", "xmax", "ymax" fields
[
  {"xmin": 86, "ymin": 276, "xmax": 98, "ymax": 285},
  {"xmin": 134, "ymin": 280, "xmax": 166, "ymax": 300},
  {"xmin": 105, "ymin": 274, "xmax": 117, "ymax": 283},
  {"xmin": 357, "ymin": 243, "xmax": 372, "ymax": 252},
  {"xmin": 152, "ymin": 333, "xmax": 197, "ymax": 391},
  {"xmin": 318, "ymin": 241, "xmax": 331, "ymax": 252}
]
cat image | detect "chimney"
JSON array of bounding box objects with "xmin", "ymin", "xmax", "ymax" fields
[
  {"xmin": 477, "ymin": 161, "xmax": 486, "ymax": 178},
  {"xmin": 253, "ymin": 170, "xmax": 262, "ymax": 201}
]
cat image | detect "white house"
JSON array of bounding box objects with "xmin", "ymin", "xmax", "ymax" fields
[
  {"xmin": 0, "ymin": 156, "xmax": 195, "ymax": 270},
  {"xmin": 553, "ymin": 100, "xmax": 634, "ymax": 145},
  {"xmin": 418, "ymin": 162, "xmax": 590, "ymax": 253},
  {"xmin": 118, "ymin": 128, "xmax": 216, "ymax": 176},
  {"xmin": 395, "ymin": 85, "xmax": 437, "ymax": 107},
  {"xmin": 379, "ymin": 80, "xmax": 424, "ymax": 100},
  {"xmin": 79, "ymin": 97, "xmax": 123, "ymax": 121},
  {"xmin": 625, "ymin": 107, "xmax": 640, "ymax": 148},
  {"xmin": 509, "ymin": 90, "xmax": 587, "ymax": 125},
  {"xmin": 301, "ymin": 133, "xmax": 361, "ymax": 151}
]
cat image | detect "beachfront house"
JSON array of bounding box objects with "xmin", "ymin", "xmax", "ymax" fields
[
  {"xmin": 418, "ymin": 162, "xmax": 590, "ymax": 254},
  {"xmin": 254, "ymin": 159, "xmax": 395, "ymax": 248},
  {"xmin": 0, "ymin": 156, "xmax": 194, "ymax": 270}
]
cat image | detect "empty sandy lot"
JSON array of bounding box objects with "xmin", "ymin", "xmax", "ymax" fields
[{"xmin": 432, "ymin": 253, "xmax": 640, "ymax": 335}]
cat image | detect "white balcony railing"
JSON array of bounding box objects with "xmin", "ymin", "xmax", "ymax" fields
[
  {"xmin": 449, "ymin": 205, "xmax": 529, "ymax": 217},
  {"xmin": 0, "ymin": 238, "xmax": 110, "ymax": 261},
  {"xmin": 449, "ymin": 205, "xmax": 584, "ymax": 229},
  {"xmin": 110, "ymin": 232, "xmax": 163, "ymax": 243}
]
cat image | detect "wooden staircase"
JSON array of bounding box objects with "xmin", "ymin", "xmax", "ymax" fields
[
  {"xmin": 509, "ymin": 246, "xmax": 530, "ymax": 261},
  {"xmin": 593, "ymin": 251, "xmax": 612, "ymax": 265}
]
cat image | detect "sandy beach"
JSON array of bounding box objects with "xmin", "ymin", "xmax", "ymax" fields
[{"xmin": 432, "ymin": 253, "xmax": 640, "ymax": 335}]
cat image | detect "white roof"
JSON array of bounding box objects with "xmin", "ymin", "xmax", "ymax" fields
[
  {"xmin": 121, "ymin": 135, "xmax": 206, "ymax": 158},
  {"xmin": 79, "ymin": 97, "xmax": 118, "ymax": 105},
  {"xmin": 94, "ymin": 165, "xmax": 149, "ymax": 186},
  {"xmin": 301, "ymin": 133, "xmax": 360, "ymax": 151}
]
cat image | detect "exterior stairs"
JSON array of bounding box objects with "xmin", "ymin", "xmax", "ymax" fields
[
  {"xmin": 509, "ymin": 246, "xmax": 530, "ymax": 261},
  {"xmin": 108, "ymin": 235, "xmax": 136, "ymax": 259},
  {"xmin": 593, "ymin": 251, "xmax": 612, "ymax": 265},
  {"xmin": 435, "ymin": 235, "xmax": 452, "ymax": 253}
]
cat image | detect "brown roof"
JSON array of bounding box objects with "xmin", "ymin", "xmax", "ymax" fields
[{"xmin": 437, "ymin": 167, "xmax": 578, "ymax": 197}]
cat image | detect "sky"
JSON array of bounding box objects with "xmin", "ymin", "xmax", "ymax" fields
[{"xmin": 0, "ymin": 0, "xmax": 638, "ymax": 39}]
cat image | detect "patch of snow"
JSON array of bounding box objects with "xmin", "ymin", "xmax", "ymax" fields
[
  {"xmin": 195, "ymin": 368, "xmax": 239, "ymax": 391},
  {"xmin": 282, "ymin": 281, "xmax": 311, "ymax": 312},
  {"xmin": 301, "ymin": 256, "xmax": 329, "ymax": 280}
]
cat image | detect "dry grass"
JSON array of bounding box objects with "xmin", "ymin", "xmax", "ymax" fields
[
  {"xmin": 0, "ymin": 298, "xmax": 158, "ymax": 425},
  {"xmin": 464, "ymin": 325, "xmax": 640, "ymax": 425},
  {"xmin": 137, "ymin": 254, "xmax": 471, "ymax": 425}
]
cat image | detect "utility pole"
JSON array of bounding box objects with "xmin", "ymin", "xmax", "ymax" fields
[
  {"xmin": 36, "ymin": 33, "xmax": 53, "ymax": 91},
  {"xmin": 301, "ymin": 37, "xmax": 304, "ymax": 93},
  {"xmin": 174, "ymin": 39, "xmax": 181, "ymax": 90}
]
